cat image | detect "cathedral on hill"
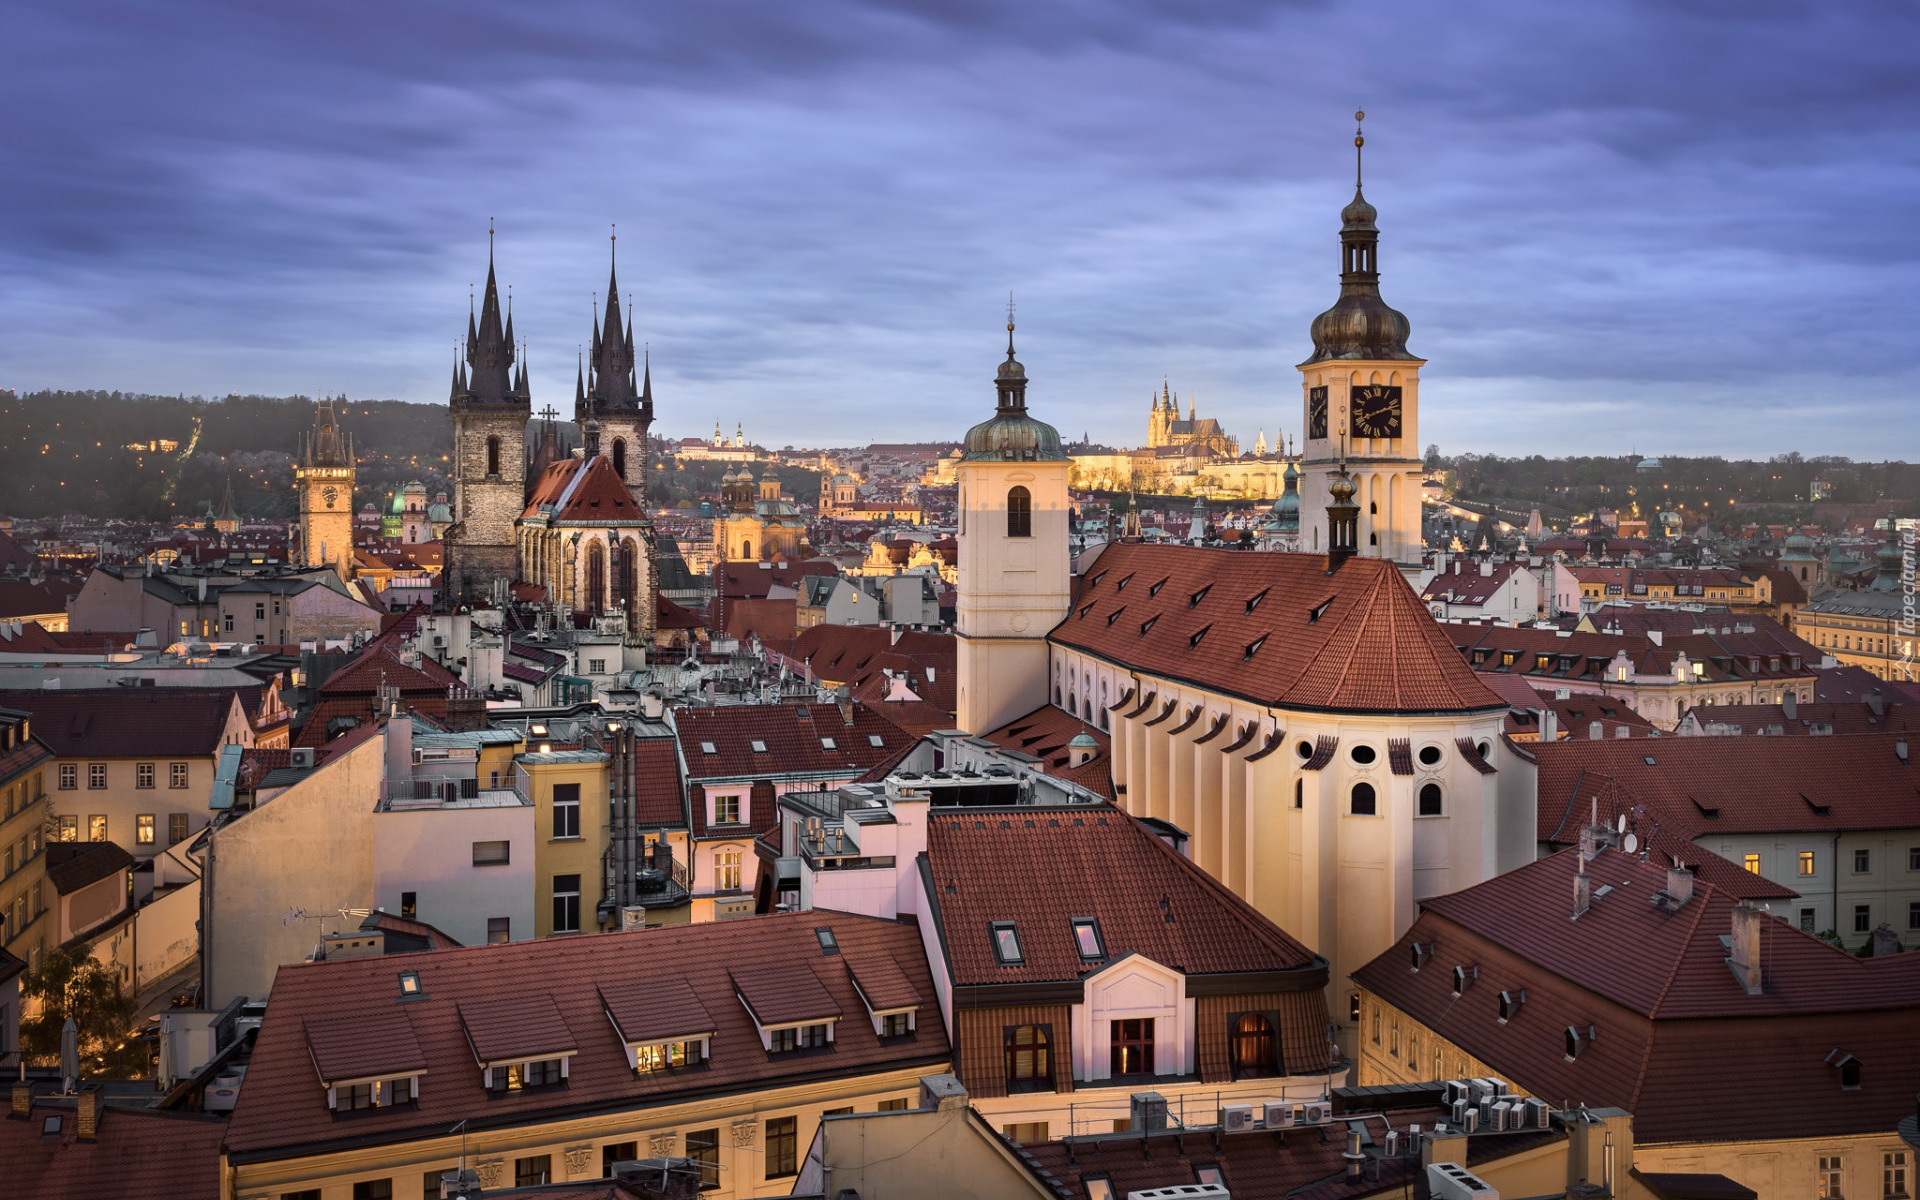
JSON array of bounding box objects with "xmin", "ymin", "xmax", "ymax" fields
[
  {"xmin": 1145, "ymin": 381, "xmax": 1238, "ymax": 456},
  {"xmin": 441, "ymin": 236, "xmax": 660, "ymax": 641}
]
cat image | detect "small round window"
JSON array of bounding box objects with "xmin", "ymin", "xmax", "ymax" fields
[
  {"xmin": 1296, "ymin": 740, "xmax": 1315, "ymax": 761},
  {"xmin": 1476, "ymin": 740, "xmax": 1493, "ymax": 761},
  {"xmin": 1350, "ymin": 744, "xmax": 1377, "ymax": 766},
  {"xmin": 1417, "ymin": 744, "xmax": 1443, "ymax": 767}
]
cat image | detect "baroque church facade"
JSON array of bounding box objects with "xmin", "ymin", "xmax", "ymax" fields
[
  {"xmin": 955, "ymin": 145, "xmax": 1532, "ymax": 1055},
  {"xmin": 442, "ymin": 239, "xmax": 660, "ymax": 640}
]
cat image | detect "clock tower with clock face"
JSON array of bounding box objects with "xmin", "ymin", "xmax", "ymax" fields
[
  {"xmin": 1297, "ymin": 114, "xmax": 1425, "ymax": 571},
  {"xmin": 296, "ymin": 396, "xmax": 356, "ymax": 574}
]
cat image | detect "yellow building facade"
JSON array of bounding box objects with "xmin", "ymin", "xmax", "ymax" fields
[{"xmin": 517, "ymin": 748, "xmax": 611, "ymax": 939}]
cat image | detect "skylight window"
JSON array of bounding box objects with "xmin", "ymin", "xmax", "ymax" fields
[
  {"xmin": 1245, "ymin": 588, "xmax": 1269, "ymax": 615},
  {"xmin": 1147, "ymin": 576, "xmax": 1169, "ymax": 597},
  {"xmin": 398, "ymin": 970, "xmax": 422, "ymax": 998},
  {"xmin": 990, "ymin": 922, "xmax": 1023, "ymax": 965},
  {"xmin": 1088, "ymin": 571, "xmax": 1107, "ymax": 589},
  {"xmin": 1139, "ymin": 616, "xmax": 1158, "ymax": 635},
  {"xmin": 1188, "ymin": 584, "xmax": 1210, "ymax": 608},
  {"xmin": 1071, "ymin": 918, "xmax": 1105, "ymax": 961},
  {"xmin": 815, "ymin": 927, "xmax": 840, "ymax": 955},
  {"xmin": 1114, "ymin": 573, "xmax": 1133, "ymax": 591},
  {"xmin": 750, "ymin": 740, "xmax": 768, "ymax": 753},
  {"xmin": 1308, "ymin": 598, "xmax": 1333, "ymax": 623},
  {"xmin": 700, "ymin": 741, "xmax": 717, "ymax": 755},
  {"xmin": 820, "ymin": 737, "xmax": 836, "ymax": 750},
  {"xmin": 1244, "ymin": 635, "xmax": 1267, "ymax": 660},
  {"xmin": 1188, "ymin": 625, "xmax": 1210, "ymax": 649},
  {"xmin": 868, "ymin": 734, "xmax": 885, "ymax": 748}
]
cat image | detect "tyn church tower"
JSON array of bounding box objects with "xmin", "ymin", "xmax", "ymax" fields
[
  {"xmin": 578, "ymin": 235, "xmax": 653, "ymax": 510},
  {"xmin": 1296, "ymin": 112, "xmax": 1424, "ymax": 572},
  {"xmin": 446, "ymin": 237, "xmax": 531, "ymax": 604}
]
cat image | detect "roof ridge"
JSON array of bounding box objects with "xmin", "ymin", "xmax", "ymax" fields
[{"xmin": 1644, "ymin": 872, "xmax": 1718, "ymax": 1022}]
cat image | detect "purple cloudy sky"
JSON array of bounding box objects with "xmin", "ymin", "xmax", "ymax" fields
[{"xmin": 3, "ymin": 1, "xmax": 1916, "ymax": 458}]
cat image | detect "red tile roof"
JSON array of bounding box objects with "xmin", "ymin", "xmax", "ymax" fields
[
  {"xmin": 305, "ymin": 1008, "xmax": 428, "ymax": 1084},
  {"xmin": 45, "ymin": 841, "xmax": 135, "ymax": 894},
  {"xmin": 222, "ymin": 911, "xmax": 946, "ymax": 1160},
  {"xmin": 626, "ymin": 735, "xmax": 687, "ymax": 827},
  {"xmin": 318, "ymin": 641, "xmax": 460, "ymax": 695},
  {"xmin": 982, "ymin": 704, "xmax": 1113, "ymax": 799},
  {"xmin": 598, "ymin": 977, "xmax": 715, "ymax": 1044},
  {"xmin": 522, "ymin": 454, "xmax": 647, "ymax": 524},
  {"xmin": 924, "ymin": 806, "xmax": 1323, "ymax": 987},
  {"xmin": 1683, "ymin": 699, "xmax": 1919, "ymax": 736},
  {"xmin": 1535, "ymin": 732, "xmax": 1919, "ymax": 844},
  {"xmin": 0, "ymin": 1100, "xmax": 227, "ymax": 1200},
  {"xmin": 674, "ymin": 702, "xmax": 907, "ymax": 784},
  {"xmin": 1352, "ymin": 848, "xmax": 1920, "ymax": 1143},
  {"xmin": 1420, "ymin": 559, "xmax": 1527, "ymax": 606},
  {"xmin": 459, "ymin": 991, "xmax": 579, "ymax": 1063},
  {"xmin": 732, "ymin": 962, "xmax": 843, "ymax": 1026},
  {"xmin": 1053, "ymin": 544, "xmax": 1505, "ymax": 714},
  {"xmin": 0, "ymin": 687, "xmax": 245, "ymax": 759}
]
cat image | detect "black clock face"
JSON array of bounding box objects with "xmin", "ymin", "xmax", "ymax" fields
[
  {"xmin": 322, "ymin": 485, "xmax": 338, "ymax": 509},
  {"xmin": 1349, "ymin": 384, "xmax": 1403, "ymax": 438},
  {"xmin": 1307, "ymin": 386, "xmax": 1329, "ymax": 440}
]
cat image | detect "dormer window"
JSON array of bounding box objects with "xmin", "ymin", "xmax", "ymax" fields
[
  {"xmin": 991, "ymin": 922, "xmax": 1024, "ymax": 965},
  {"xmin": 1565, "ymin": 1023, "xmax": 1594, "ymax": 1061},
  {"xmin": 306, "ymin": 1010, "xmax": 427, "ymax": 1114},
  {"xmin": 486, "ymin": 1058, "xmax": 566, "ymax": 1092},
  {"xmin": 1410, "ymin": 942, "xmax": 1433, "ymax": 972},
  {"xmin": 770, "ymin": 1024, "xmax": 831, "ymax": 1053},
  {"xmin": 602, "ymin": 980, "xmax": 716, "ymax": 1078},
  {"xmin": 1071, "ymin": 918, "xmax": 1105, "ymax": 961},
  {"xmin": 1827, "ymin": 1049, "xmax": 1862, "ymax": 1090},
  {"xmin": 1451, "ymin": 965, "xmax": 1477, "ymax": 996},
  {"xmin": 734, "ymin": 965, "xmax": 842, "ymax": 1054},
  {"xmin": 460, "ymin": 993, "xmax": 578, "ymax": 1095},
  {"xmin": 1497, "ymin": 989, "xmax": 1525, "ymax": 1024}
]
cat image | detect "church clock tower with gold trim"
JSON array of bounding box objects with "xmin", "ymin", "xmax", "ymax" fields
[
  {"xmin": 296, "ymin": 397, "xmax": 356, "ymax": 576},
  {"xmin": 1297, "ymin": 112, "xmax": 1425, "ymax": 571}
]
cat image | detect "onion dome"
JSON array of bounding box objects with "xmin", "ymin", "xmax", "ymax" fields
[
  {"xmin": 1267, "ymin": 459, "xmax": 1302, "ymax": 532},
  {"xmin": 962, "ymin": 319, "xmax": 1065, "ymax": 462},
  {"xmin": 1301, "ymin": 114, "xmax": 1417, "ymax": 365}
]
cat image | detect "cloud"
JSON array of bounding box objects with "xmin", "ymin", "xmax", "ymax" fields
[{"xmin": 0, "ymin": 0, "xmax": 1914, "ymax": 458}]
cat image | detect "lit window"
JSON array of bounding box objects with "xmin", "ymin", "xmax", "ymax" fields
[
  {"xmin": 1071, "ymin": 919, "xmax": 1104, "ymax": 961},
  {"xmin": 1821, "ymin": 1155, "xmax": 1844, "ymax": 1199},
  {"xmin": 1743, "ymin": 853, "xmax": 1762, "ymax": 874},
  {"xmin": 715, "ymin": 850, "xmax": 742, "ymax": 892},
  {"xmin": 712, "ymin": 794, "xmax": 740, "ymax": 825},
  {"xmin": 398, "ymin": 971, "xmax": 421, "ymax": 996},
  {"xmin": 136, "ymin": 815, "xmax": 155, "ymax": 845},
  {"xmin": 991, "ymin": 922, "xmax": 1023, "ymax": 965},
  {"xmin": 1800, "ymin": 850, "xmax": 1817, "ymax": 876}
]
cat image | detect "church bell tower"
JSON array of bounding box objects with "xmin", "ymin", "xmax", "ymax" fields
[
  {"xmin": 1297, "ymin": 112, "xmax": 1425, "ymax": 571},
  {"xmin": 447, "ymin": 231, "xmax": 531, "ymax": 604},
  {"xmin": 580, "ymin": 231, "xmax": 653, "ymax": 511},
  {"xmin": 956, "ymin": 311, "xmax": 1071, "ymax": 735},
  {"xmin": 296, "ymin": 397, "xmax": 355, "ymax": 576}
]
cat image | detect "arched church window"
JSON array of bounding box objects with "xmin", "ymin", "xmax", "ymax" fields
[
  {"xmin": 1007, "ymin": 486, "xmax": 1032, "ymax": 538},
  {"xmin": 1350, "ymin": 782, "xmax": 1377, "ymax": 816},
  {"xmin": 1231, "ymin": 1013, "xmax": 1276, "ymax": 1077},
  {"xmin": 486, "ymin": 436, "xmax": 501, "ymax": 477},
  {"xmin": 585, "ymin": 542, "xmax": 606, "ymax": 616},
  {"xmin": 612, "ymin": 438, "xmax": 628, "ymax": 480},
  {"xmin": 742, "ymin": 539, "xmax": 752, "ymax": 559},
  {"xmin": 1418, "ymin": 783, "xmax": 1443, "ymax": 817}
]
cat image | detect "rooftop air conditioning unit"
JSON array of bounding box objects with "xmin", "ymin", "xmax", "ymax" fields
[
  {"xmin": 1442, "ymin": 1080, "xmax": 1469, "ymax": 1106},
  {"xmin": 1300, "ymin": 1100, "xmax": 1332, "ymax": 1125},
  {"xmin": 1469, "ymin": 1078, "xmax": 1496, "ymax": 1103},
  {"xmin": 1382, "ymin": 1130, "xmax": 1400, "ymax": 1157},
  {"xmin": 1263, "ymin": 1101, "xmax": 1296, "ymax": 1128},
  {"xmin": 1426, "ymin": 1162, "xmax": 1499, "ymax": 1200},
  {"xmin": 1126, "ymin": 1187, "xmax": 1230, "ymax": 1200},
  {"xmin": 289, "ymin": 748, "xmax": 315, "ymax": 769},
  {"xmin": 1460, "ymin": 1106, "xmax": 1480, "ymax": 1134},
  {"xmin": 1523, "ymin": 1098, "xmax": 1552, "ymax": 1129},
  {"xmin": 1450, "ymin": 1098, "xmax": 1470, "ymax": 1126},
  {"xmin": 1220, "ymin": 1104, "xmax": 1255, "ymax": 1132},
  {"xmin": 1490, "ymin": 1101, "xmax": 1517, "ymax": 1131}
]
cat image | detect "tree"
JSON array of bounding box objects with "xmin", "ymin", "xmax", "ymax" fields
[{"xmin": 19, "ymin": 944, "xmax": 136, "ymax": 1069}]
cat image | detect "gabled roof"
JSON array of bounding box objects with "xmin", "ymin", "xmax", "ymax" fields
[
  {"xmin": 1053, "ymin": 544, "xmax": 1504, "ymax": 714},
  {"xmin": 1683, "ymin": 699, "xmax": 1919, "ymax": 737},
  {"xmin": 924, "ymin": 805, "xmax": 1323, "ymax": 988},
  {"xmin": 1352, "ymin": 847, "xmax": 1920, "ymax": 1144},
  {"xmin": 0, "ymin": 687, "xmax": 245, "ymax": 759},
  {"xmin": 1535, "ymin": 732, "xmax": 1919, "ymax": 842},
  {"xmin": 521, "ymin": 454, "xmax": 647, "ymax": 525},
  {"xmin": 222, "ymin": 911, "xmax": 945, "ymax": 1159},
  {"xmin": 45, "ymin": 841, "xmax": 135, "ymax": 894},
  {"xmin": 673, "ymin": 702, "xmax": 906, "ymax": 784},
  {"xmin": 0, "ymin": 1100, "xmax": 227, "ymax": 1200},
  {"xmin": 627, "ymin": 735, "xmax": 687, "ymax": 827},
  {"xmin": 317, "ymin": 642, "xmax": 460, "ymax": 695}
]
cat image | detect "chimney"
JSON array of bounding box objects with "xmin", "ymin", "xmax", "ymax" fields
[
  {"xmin": 1898, "ymin": 738, "xmax": 1910, "ymax": 766},
  {"xmin": 1540, "ymin": 708, "xmax": 1559, "ymax": 742},
  {"xmin": 1727, "ymin": 903, "xmax": 1764, "ymax": 995},
  {"xmin": 1344, "ymin": 1127, "xmax": 1366, "ymax": 1183},
  {"xmin": 1479, "ymin": 559, "xmax": 1493, "ymax": 577},
  {"xmin": 1647, "ymin": 629, "xmax": 1662, "ymax": 647},
  {"xmin": 75, "ymin": 1085, "xmax": 101, "ymax": 1141},
  {"xmin": 1573, "ymin": 862, "xmax": 1591, "ymax": 919},
  {"xmin": 1588, "ymin": 720, "xmax": 1603, "ymax": 740},
  {"xmin": 1867, "ymin": 689, "xmax": 1886, "ymax": 718},
  {"xmin": 1665, "ymin": 866, "xmax": 1694, "ymax": 907},
  {"xmin": 1872, "ymin": 923, "xmax": 1902, "ymax": 958},
  {"xmin": 10, "ymin": 1082, "xmax": 30, "ymax": 1119},
  {"xmin": 1782, "ymin": 690, "xmax": 1797, "ymax": 720},
  {"xmin": 835, "ymin": 684, "xmax": 853, "ymax": 726}
]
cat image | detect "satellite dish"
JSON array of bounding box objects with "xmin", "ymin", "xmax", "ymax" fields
[
  {"xmin": 1616, "ymin": 814, "xmax": 1629, "ymax": 834},
  {"xmin": 1622, "ymin": 832, "xmax": 1639, "ymax": 854}
]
